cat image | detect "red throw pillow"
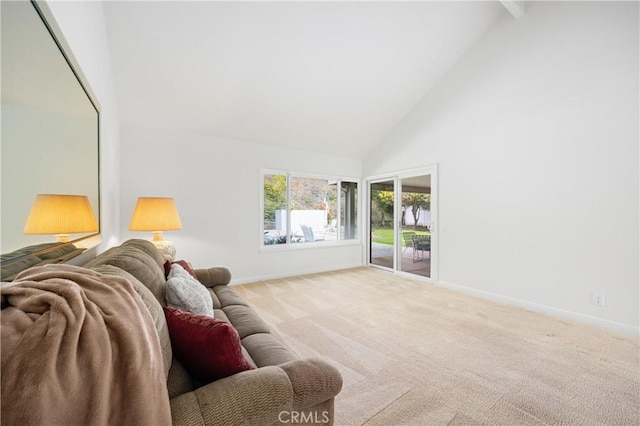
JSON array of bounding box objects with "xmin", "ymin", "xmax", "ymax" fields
[
  {"xmin": 163, "ymin": 307, "xmax": 254, "ymax": 383},
  {"xmin": 163, "ymin": 260, "xmax": 198, "ymax": 280}
]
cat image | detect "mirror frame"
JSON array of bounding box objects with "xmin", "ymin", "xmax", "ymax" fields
[{"xmin": 1, "ymin": 0, "xmax": 101, "ymax": 270}]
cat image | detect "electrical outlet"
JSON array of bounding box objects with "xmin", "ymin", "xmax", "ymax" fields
[{"xmin": 591, "ymin": 292, "xmax": 605, "ymax": 307}]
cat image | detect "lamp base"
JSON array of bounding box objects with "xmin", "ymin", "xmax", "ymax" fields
[{"xmin": 152, "ymin": 239, "xmax": 176, "ymax": 261}]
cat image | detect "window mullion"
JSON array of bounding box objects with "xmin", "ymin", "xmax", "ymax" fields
[
  {"xmin": 286, "ymin": 173, "xmax": 291, "ymax": 245},
  {"xmin": 336, "ymin": 180, "xmax": 342, "ymax": 241}
]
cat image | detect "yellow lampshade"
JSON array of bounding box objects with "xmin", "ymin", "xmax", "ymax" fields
[
  {"xmin": 129, "ymin": 197, "xmax": 182, "ymax": 241},
  {"xmin": 23, "ymin": 194, "xmax": 98, "ymax": 242}
]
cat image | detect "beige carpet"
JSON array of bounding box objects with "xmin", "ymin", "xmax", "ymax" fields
[{"xmin": 234, "ymin": 267, "xmax": 640, "ymax": 426}]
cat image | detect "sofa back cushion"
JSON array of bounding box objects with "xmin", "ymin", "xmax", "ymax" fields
[
  {"xmin": 121, "ymin": 239, "xmax": 166, "ymax": 269},
  {"xmin": 89, "ymin": 264, "xmax": 173, "ymax": 378},
  {"xmin": 84, "ymin": 239, "xmax": 166, "ymax": 304}
]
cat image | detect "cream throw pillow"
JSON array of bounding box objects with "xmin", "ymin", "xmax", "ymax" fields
[{"xmin": 166, "ymin": 263, "xmax": 214, "ymax": 317}]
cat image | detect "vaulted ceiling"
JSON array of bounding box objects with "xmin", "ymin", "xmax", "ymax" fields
[{"xmin": 103, "ymin": 1, "xmax": 511, "ymax": 158}]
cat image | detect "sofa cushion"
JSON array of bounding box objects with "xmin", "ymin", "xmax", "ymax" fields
[
  {"xmin": 194, "ymin": 267, "xmax": 231, "ymax": 287},
  {"xmin": 222, "ymin": 305, "xmax": 271, "ymax": 339},
  {"xmin": 241, "ymin": 345, "xmax": 257, "ymax": 369},
  {"xmin": 213, "ymin": 286, "xmax": 250, "ymax": 308},
  {"xmin": 122, "ymin": 239, "xmax": 166, "ymax": 271},
  {"xmin": 207, "ymin": 288, "xmax": 222, "ymax": 309},
  {"xmin": 242, "ymin": 333, "xmax": 298, "ymax": 367},
  {"xmin": 214, "ymin": 309, "xmax": 229, "ymax": 323},
  {"xmin": 166, "ymin": 263, "xmax": 214, "ymax": 317},
  {"xmin": 84, "ymin": 242, "xmax": 166, "ymax": 304},
  {"xmin": 163, "ymin": 307, "xmax": 254, "ymax": 383},
  {"xmin": 167, "ymin": 358, "xmax": 194, "ymax": 399},
  {"xmin": 90, "ymin": 264, "xmax": 172, "ymax": 378}
]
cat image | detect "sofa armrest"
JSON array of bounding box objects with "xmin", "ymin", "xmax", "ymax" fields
[
  {"xmin": 279, "ymin": 358, "xmax": 343, "ymax": 411},
  {"xmin": 170, "ymin": 366, "xmax": 293, "ymax": 426},
  {"xmin": 194, "ymin": 267, "xmax": 232, "ymax": 287}
]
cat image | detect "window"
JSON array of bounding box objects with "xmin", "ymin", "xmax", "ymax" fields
[
  {"xmin": 289, "ymin": 176, "xmax": 336, "ymax": 243},
  {"xmin": 262, "ymin": 172, "xmax": 359, "ymax": 247},
  {"xmin": 263, "ymin": 174, "xmax": 287, "ymax": 245}
]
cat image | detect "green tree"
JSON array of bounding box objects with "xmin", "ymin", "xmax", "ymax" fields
[
  {"xmin": 402, "ymin": 193, "xmax": 430, "ymax": 229},
  {"xmin": 374, "ymin": 190, "xmax": 394, "ymax": 227},
  {"xmin": 263, "ymin": 175, "xmax": 287, "ymax": 222}
]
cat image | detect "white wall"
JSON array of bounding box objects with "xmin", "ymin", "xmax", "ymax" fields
[
  {"xmin": 119, "ymin": 124, "xmax": 363, "ymax": 283},
  {"xmin": 44, "ymin": 0, "xmax": 121, "ymax": 254},
  {"xmin": 364, "ymin": 1, "xmax": 639, "ymax": 334}
]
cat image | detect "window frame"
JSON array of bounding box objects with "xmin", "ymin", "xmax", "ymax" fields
[{"xmin": 260, "ymin": 169, "xmax": 361, "ymax": 251}]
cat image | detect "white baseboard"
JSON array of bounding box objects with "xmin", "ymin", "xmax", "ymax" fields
[
  {"xmin": 229, "ymin": 262, "xmax": 364, "ymax": 286},
  {"xmin": 436, "ymin": 280, "xmax": 640, "ymax": 337}
]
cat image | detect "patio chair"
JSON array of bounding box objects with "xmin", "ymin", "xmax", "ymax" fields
[
  {"xmin": 412, "ymin": 235, "xmax": 430, "ymax": 263},
  {"xmin": 324, "ymin": 219, "xmax": 337, "ymax": 233},
  {"xmin": 402, "ymin": 232, "xmax": 416, "ymax": 255},
  {"xmin": 300, "ymin": 224, "xmax": 324, "ymax": 242}
]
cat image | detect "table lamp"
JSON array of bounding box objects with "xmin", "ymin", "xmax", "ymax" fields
[
  {"xmin": 23, "ymin": 194, "xmax": 98, "ymax": 243},
  {"xmin": 129, "ymin": 197, "xmax": 182, "ymax": 260}
]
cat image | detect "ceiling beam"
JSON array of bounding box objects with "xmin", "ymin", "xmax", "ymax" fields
[{"xmin": 500, "ymin": 1, "xmax": 526, "ymax": 19}]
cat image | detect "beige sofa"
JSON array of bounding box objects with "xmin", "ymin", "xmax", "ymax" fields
[{"xmin": 81, "ymin": 239, "xmax": 343, "ymax": 425}]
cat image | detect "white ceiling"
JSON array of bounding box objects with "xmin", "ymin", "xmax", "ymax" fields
[{"xmin": 103, "ymin": 1, "xmax": 507, "ymax": 159}]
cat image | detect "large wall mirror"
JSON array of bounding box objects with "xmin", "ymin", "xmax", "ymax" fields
[{"xmin": 1, "ymin": 1, "xmax": 100, "ymax": 268}]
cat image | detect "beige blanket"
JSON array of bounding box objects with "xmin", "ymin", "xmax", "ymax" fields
[{"xmin": 1, "ymin": 264, "xmax": 172, "ymax": 426}]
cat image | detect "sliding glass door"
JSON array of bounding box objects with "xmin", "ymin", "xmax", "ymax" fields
[
  {"xmin": 368, "ymin": 167, "xmax": 437, "ymax": 280},
  {"xmin": 398, "ymin": 174, "xmax": 432, "ymax": 279},
  {"xmin": 369, "ymin": 179, "xmax": 396, "ymax": 269}
]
